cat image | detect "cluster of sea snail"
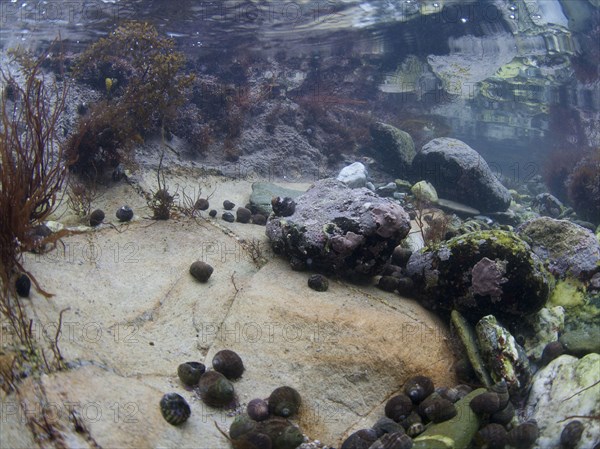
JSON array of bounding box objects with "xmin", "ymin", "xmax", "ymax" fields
[
  {"xmin": 159, "ymin": 349, "xmax": 306, "ymax": 449},
  {"xmin": 339, "ymin": 374, "xmax": 590, "ymax": 449}
]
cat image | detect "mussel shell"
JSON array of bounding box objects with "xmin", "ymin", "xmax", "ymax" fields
[
  {"xmin": 268, "ymin": 386, "xmax": 301, "ymax": 418},
  {"xmin": 212, "ymin": 349, "xmax": 245, "ymax": 380},
  {"xmin": 403, "ymin": 375, "xmax": 434, "ymax": 404},
  {"xmin": 507, "ymin": 421, "xmax": 539, "ymax": 449},
  {"xmin": 198, "ymin": 370, "xmax": 235, "ymax": 407},
  {"xmin": 341, "ymin": 428, "xmax": 378, "ymax": 449},
  {"xmin": 372, "ymin": 417, "xmax": 404, "ymax": 437},
  {"xmin": 368, "ymin": 431, "xmax": 413, "ymax": 449},
  {"xmin": 469, "ymin": 392, "xmax": 501, "ymax": 415},
  {"xmin": 248, "ymin": 398, "xmax": 270, "ymax": 422},
  {"xmin": 385, "ymin": 394, "xmax": 413, "ymax": 422},
  {"xmin": 177, "ymin": 361, "xmax": 206, "ymax": 386},
  {"xmin": 560, "ymin": 420, "xmax": 584, "ymax": 448},
  {"xmin": 423, "ymin": 398, "xmax": 457, "ymax": 423},
  {"xmin": 159, "ymin": 392, "xmax": 190, "ymax": 426},
  {"xmin": 475, "ymin": 423, "xmax": 507, "ymax": 449}
]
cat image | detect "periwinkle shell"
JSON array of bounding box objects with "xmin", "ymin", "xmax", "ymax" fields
[
  {"xmin": 268, "ymin": 386, "xmax": 301, "ymax": 418},
  {"xmin": 212, "ymin": 349, "xmax": 245, "ymax": 380},
  {"xmin": 232, "ymin": 432, "xmax": 272, "ymax": 449},
  {"xmin": 399, "ymin": 411, "xmax": 421, "ymax": 431},
  {"xmin": 368, "ymin": 431, "xmax": 413, "ymax": 449},
  {"xmin": 372, "ymin": 417, "xmax": 404, "ymax": 437},
  {"xmin": 177, "ymin": 361, "xmax": 206, "ymax": 386},
  {"xmin": 560, "ymin": 420, "xmax": 584, "ymax": 448},
  {"xmin": 195, "ymin": 198, "xmax": 210, "ymax": 211},
  {"xmin": 15, "ymin": 274, "xmax": 31, "ymax": 297},
  {"xmin": 422, "ymin": 397, "xmax": 457, "ymax": 423},
  {"xmin": 406, "ymin": 422, "xmax": 424, "ymax": 438},
  {"xmin": 385, "ymin": 394, "xmax": 413, "ymax": 422},
  {"xmin": 248, "ymin": 398, "xmax": 270, "ymax": 422},
  {"xmin": 416, "ymin": 392, "xmax": 441, "ymax": 419},
  {"xmin": 490, "ymin": 401, "xmax": 515, "ymax": 426},
  {"xmin": 475, "ymin": 423, "xmax": 507, "ymax": 449},
  {"xmin": 90, "ymin": 209, "xmax": 105, "ymax": 227},
  {"xmin": 403, "ymin": 375, "xmax": 434, "ymax": 404},
  {"xmin": 198, "ymin": 370, "xmax": 235, "ymax": 408},
  {"xmin": 116, "ymin": 205, "xmax": 134, "ymax": 222},
  {"xmin": 507, "ymin": 421, "xmax": 539, "ymax": 449},
  {"xmin": 230, "ymin": 414, "xmax": 258, "ymax": 439},
  {"xmin": 341, "ymin": 428, "xmax": 378, "ymax": 449},
  {"xmin": 307, "ymin": 274, "xmax": 329, "ymax": 292},
  {"xmin": 259, "ymin": 417, "xmax": 303, "ymax": 449},
  {"xmin": 541, "ymin": 340, "xmax": 565, "ymax": 365},
  {"xmin": 489, "ymin": 380, "xmax": 509, "ymax": 409},
  {"xmin": 159, "ymin": 392, "xmax": 190, "ymax": 426},
  {"xmin": 189, "ymin": 260, "xmax": 214, "ymax": 282},
  {"xmin": 469, "ymin": 392, "xmax": 501, "ymax": 415},
  {"xmin": 224, "ymin": 200, "xmax": 236, "ymax": 210}
]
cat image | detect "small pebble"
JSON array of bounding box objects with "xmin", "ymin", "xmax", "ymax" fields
[
  {"xmin": 222, "ymin": 211, "xmax": 235, "ymax": 223},
  {"xmin": 116, "ymin": 205, "xmax": 134, "ymax": 222},
  {"xmin": 236, "ymin": 207, "xmax": 252, "ymax": 223},
  {"xmin": 189, "ymin": 261, "xmax": 214, "ymax": 282},
  {"xmin": 90, "ymin": 209, "xmax": 105, "ymax": 227},
  {"xmin": 308, "ymin": 274, "xmax": 329, "ymax": 292},
  {"xmin": 209, "ymin": 209, "xmax": 217, "ymax": 218},
  {"xmin": 195, "ymin": 198, "xmax": 209, "ymax": 211},
  {"xmin": 223, "ymin": 200, "xmax": 235, "ymax": 210}
]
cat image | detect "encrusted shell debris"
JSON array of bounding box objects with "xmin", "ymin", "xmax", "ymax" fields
[
  {"xmin": 560, "ymin": 420, "xmax": 585, "ymax": 448},
  {"xmin": 212, "ymin": 349, "xmax": 245, "ymax": 380},
  {"xmin": 198, "ymin": 370, "xmax": 235, "ymax": 408},
  {"xmin": 341, "ymin": 428, "xmax": 378, "ymax": 449},
  {"xmin": 469, "ymin": 392, "xmax": 501, "ymax": 415},
  {"xmin": 368, "ymin": 431, "xmax": 413, "ymax": 449},
  {"xmin": 506, "ymin": 421, "xmax": 539, "ymax": 449},
  {"xmin": 247, "ymin": 398, "xmax": 270, "ymax": 422},
  {"xmin": 474, "ymin": 423, "xmax": 507, "ymax": 449},
  {"xmin": 159, "ymin": 392, "xmax": 190, "ymax": 426},
  {"xmin": 15, "ymin": 274, "xmax": 31, "ymax": 297},
  {"xmin": 177, "ymin": 361, "xmax": 206, "ymax": 386},
  {"xmin": 403, "ymin": 375, "xmax": 434, "ymax": 404},
  {"xmin": 385, "ymin": 394, "xmax": 413, "ymax": 422},
  {"xmin": 268, "ymin": 386, "xmax": 302, "ymax": 418}
]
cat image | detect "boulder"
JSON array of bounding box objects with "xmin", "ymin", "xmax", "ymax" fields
[
  {"xmin": 526, "ymin": 354, "xmax": 600, "ymax": 449},
  {"xmin": 266, "ymin": 178, "xmax": 411, "ymax": 277},
  {"xmin": 412, "ymin": 138, "xmax": 511, "ymax": 212},
  {"xmin": 249, "ymin": 182, "xmax": 305, "ymax": 216},
  {"xmin": 406, "ymin": 230, "xmax": 551, "ymax": 321},
  {"xmin": 336, "ymin": 162, "xmax": 368, "ymax": 188},
  {"xmin": 369, "ymin": 122, "xmax": 415, "ymax": 177},
  {"xmin": 517, "ymin": 217, "xmax": 600, "ymax": 281}
]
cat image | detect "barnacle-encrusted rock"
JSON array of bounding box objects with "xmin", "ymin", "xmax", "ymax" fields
[
  {"xmin": 212, "ymin": 349, "xmax": 244, "ymax": 380},
  {"xmin": 406, "ymin": 230, "xmax": 550, "ymax": 320},
  {"xmin": 517, "ymin": 217, "xmax": 600, "ymax": 281},
  {"xmin": 268, "ymin": 386, "xmax": 301, "ymax": 418},
  {"xmin": 411, "ymin": 138, "xmax": 511, "ymax": 212},
  {"xmin": 266, "ymin": 179, "xmax": 411, "ymax": 278},
  {"xmin": 476, "ymin": 315, "xmax": 531, "ymax": 397},
  {"xmin": 159, "ymin": 392, "xmax": 190, "ymax": 425}
]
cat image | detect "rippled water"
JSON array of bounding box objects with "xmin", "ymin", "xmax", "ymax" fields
[{"xmin": 1, "ymin": 0, "xmax": 599, "ymax": 175}]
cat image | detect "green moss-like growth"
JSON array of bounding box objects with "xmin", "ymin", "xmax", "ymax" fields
[
  {"xmin": 407, "ymin": 230, "xmax": 551, "ymax": 321},
  {"xmin": 67, "ymin": 21, "xmax": 194, "ymax": 175}
]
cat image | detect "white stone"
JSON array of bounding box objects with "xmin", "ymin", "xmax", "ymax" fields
[
  {"xmin": 526, "ymin": 354, "xmax": 600, "ymax": 449},
  {"xmin": 336, "ymin": 162, "xmax": 368, "ymax": 188}
]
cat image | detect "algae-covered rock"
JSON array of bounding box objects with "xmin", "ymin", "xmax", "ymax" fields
[
  {"xmin": 517, "ymin": 217, "xmax": 600, "ymax": 281},
  {"xmin": 527, "ymin": 354, "xmax": 600, "ymax": 449},
  {"xmin": 476, "ymin": 315, "xmax": 531, "ymax": 397},
  {"xmin": 515, "ymin": 307, "xmax": 565, "ymax": 361},
  {"xmin": 412, "ymin": 388, "xmax": 486, "ymax": 449},
  {"xmin": 411, "ymin": 180, "xmax": 438, "ymax": 203},
  {"xmin": 369, "ymin": 121, "xmax": 415, "ymax": 177},
  {"xmin": 266, "ymin": 178, "xmax": 411, "ymax": 277},
  {"xmin": 406, "ymin": 230, "xmax": 551, "ymax": 321}
]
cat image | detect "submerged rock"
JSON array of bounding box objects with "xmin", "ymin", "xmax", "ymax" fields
[
  {"xmin": 337, "ymin": 162, "xmax": 368, "ymax": 188},
  {"xmin": 369, "ymin": 122, "xmax": 415, "ymax": 178},
  {"xmin": 517, "ymin": 217, "xmax": 600, "ymax": 281},
  {"xmin": 412, "ymin": 138, "xmax": 511, "ymax": 212},
  {"xmin": 406, "ymin": 230, "xmax": 550, "ymax": 320},
  {"xmin": 527, "ymin": 354, "xmax": 600, "ymax": 449},
  {"xmin": 249, "ymin": 182, "xmax": 304, "ymax": 216},
  {"xmin": 266, "ymin": 179, "xmax": 411, "ymax": 278}
]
